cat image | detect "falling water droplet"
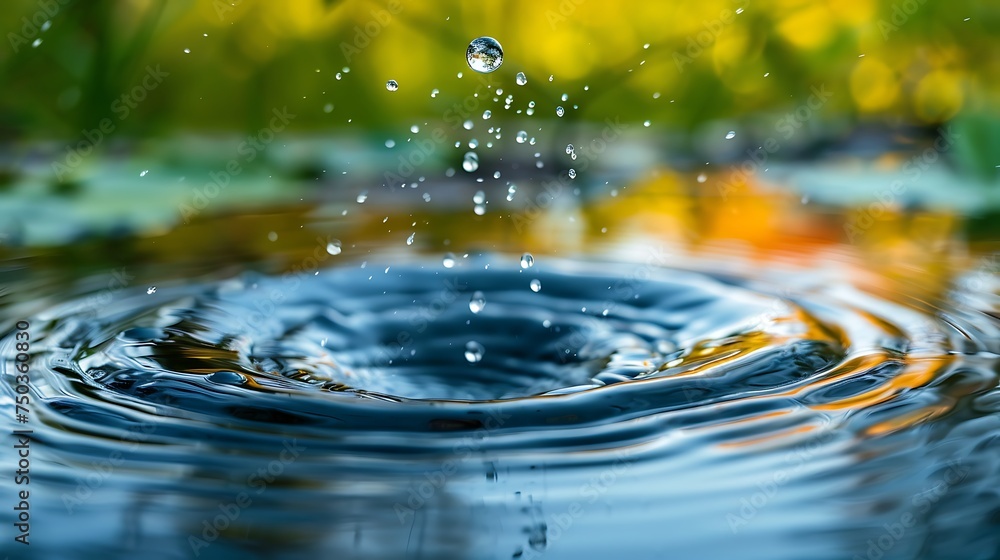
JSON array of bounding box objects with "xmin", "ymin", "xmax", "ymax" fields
[
  {"xmin": 556, "ymin": 106, "xmax": 565, "ymax": 117},
  {"xmin": 507, "ymin": 184, "xmax": 517, "ymax": 201},
  {"xmin": 466, "ymin": 37, "xmax": 504, "ymax": 73},
  {"xmin": 483, "ymin": 109, "xmax": 492, "ymax": 119},
  {"xmin": 463, "ymin": 152, "xmax": 479, "ymax": 172},
  {"xmin": 566, "ymin": 144, "xmax": 574, "ymax": 155},
  {"xmin": 386, "ymin": 80, "xmax": 399, "ymax": 92},
  {"xmin": 568, "ymin": 169, "xmax": 577, "ymax": 179},
  {"xmin": 356, "ymin": 191, "xmax": 368, "ymax": 203},
  {"xmin": 697, "ymin": 173, "xmax": 707, "ymax": 183},
  {"xmin": 443, "ymin": 253, "xmax": 456, "ymax": 268},
  {"xmin": 385, "ymin": 139, "xmax": 396, "ymax": 148},
  {"xmin": 469, "ymin": 291, "xmax": 486, "ymax": 314},
  {"xmin": 464, "ymin": 341, "xmax": 485, "ymax": 363},
  {"xmin": 725, "ymin": 130, "xmax": 736, "ymax": 140},
  {"xmin": 520, "ymin": 253, "xmax": 534, "ymax": 268},
  {"xmin": 516, "ymin": 131, "xmax": 527, "ymax": 143},
  {"xmin": 516, "ymin": 72, "xmax": 527, "ymax": 86},
  {"xmin": 326, "ymin": 240, "xmax": 342, "ymax": 255},
  {"xmin": 406, "ymin": 233, "xmax": 415, "ymax": 246},
  {"xmin": 464, "ymin": 120, "xmax": 474, "ymax": 130},
  {"xmin": 146, "ymin": 286, "xmax": 156, "ymax": 295},
  {"xmin": 473, "ymin": 190, "xmax": 486, "ymax": 204},
  {"xmin": 139, "ymin": 170, "xmax": 149, "ymax": 177},
  {"xmin": 530, "ymin": 279, "xmax": 542, "ymax": 292}
]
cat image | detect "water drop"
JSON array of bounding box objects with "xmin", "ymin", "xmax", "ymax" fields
[
  {"xmin": 406, "ymin": 233, "xmax": 415, "ymax": 246},
  {"xmin": 516, "ymin": 131, "xmax": 527, "ymax": 143},
  {"xmin": 725, "ymin": 130, "xmax": 736, "ymax": 140},
  {"xmin": 473, "ymin": 190, "xmax": 486, "ymax": 204},
  {"xmin": 139, "ymin": 170, "xmax": 148, "ymax": 177},
  {"xmin": 474, "ymin": 204, "xmax": 486, "ymax": 216},
  {"xmin": 516, "ymin": 72, "xmax": 527, "ymax": 85},
  {"xmin": 568, "ymin": 169, "xmax": 577, "ymax": 179},
  {"xmin": 469, "ymin": 138, "xmax": 479, "ymax": 149},
  {"xmin": 431, "ymin": 88, "xmax": 439, "ymax": 97},
  {"xmin": 335, "ymin": 72, "xmax": 342, "ymax": 80},
  {"xmin": 443, "ymin": 253, "xmax": 456, "ymax": 268},
  {"xmin": 386, "ymin": 80, "xmax": 399, "ymax": 91},
  {"xmin": 520, "ymin": 253, "xmax": 534, "ymax": 268},
  {"xmin": 530, "ymin": 279, "xmax": 542, "ymax": 292},
  {"xmin": 507, "ymin": 184, "xmax": 517, "ymax": 201},
  {"xmin": 469, "ymin": 291, "xmax": 486, "ymax": 314},
  {"xmin": 146, "ymin": 286, "xmax": 156, "ymax": 295},
  {"xmin": 466, "ymin": 37, "xmax": 503, "ymax": 73},
  {"xmin": 483, "ymin": 109, "xmax": 492, "ymax": 119},
  {"xmin": 410, "ymin": 124, "xmax": 420, "ymax": 133},
  {"xmin": 697, "ymin": 173, "xmax": 707, "ymax": 183},
  {"xmin": 208, "ymin": 371, "xmax": 246, "ymax": 385},
  {"xmin": 556, "ymin": 106, "xmax": 565, "ymax": 117},
  {"xmin": 326, "ymin": 240, "xmax": 342, "ymax": 255},
  {"xmin": 464, "ymin": 341, "xmax": 485, "ymax": 363},
  {"xmin": 385, "ymin": 139, "xmax": 396, "ymax": 148},
  {"xmin": 464, "ymin": 119, "xmax": 474, "ymax": 130},
  {"xmin": 566, "ymin": 144, "xmax": 574, "ymax": 155},
  {"xmin": 463, "ymin": 152, "xmax": 479, "ymax": 172}
]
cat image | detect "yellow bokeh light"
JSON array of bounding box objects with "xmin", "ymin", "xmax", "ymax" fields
[
  {"xmin": 850, "ymin": 58, "xmax": 900, "ymax": 111},
  {"xmin": 913, "ymin": 70, "xmax": 964, "ymax": 122}
]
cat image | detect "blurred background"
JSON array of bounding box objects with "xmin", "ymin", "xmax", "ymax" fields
[{"xmin": 0, "ymin": 0, "xmax": 998, "ymax": 294}]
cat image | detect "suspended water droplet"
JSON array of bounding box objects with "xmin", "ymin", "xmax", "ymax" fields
[
  {"xmin": 335, "ymin": 72, "xmax": 342, "ymax": 80},
  {"xmin": 493, "ymin": 171, "xmax": 501, "ymax": 179},
  {"xmin": 530, "ymin": 279, "xmax": 542, "ymax": 292},
  {"xmin": 469, "ymin": 138, "xmax": 479, "ymax": 149},
  {"xmin": 323, "ymin": 240, "xmax": 342, "ymax": 255},
  {"xmin": 556, "ymin": 106, "xmax": 565, "ymax": 117},
  {"xmin": 385, "ymin": 139, "xmax": 396, "ymax": 148},
  {"xmin": 725, "ymin": 130, "xmax": 736, "ymax": 140},
  {"xmin": 520, "ymin": 253, "xmax": 534, "ymax": 268},
  {"xmin": 146, "ymin": 286, "xmax": 156, "ymax": 295},
  {"xmin": 507, "ymin": 184, "xmax": 517, "ymax": 201},
  {"xmin": 207, "ymin": 371, "xmax": 246, "ymax": 385},
  {"xmin": 386, "ymin": 80, "xmax": 399, "ymax": 91},
  {"xmin": 443, "ymin": 253, "xmax": 456, "ymax": 268},
  {"xmin": 516, "ymin": 72, "xmax": 527, "ymax": 86},
  {"xmin": 568, "ymin": 169, "xmax": 577, "ymax": 179},
  {"xmin": 139, "ymin": 170, "xmax": 149, "ymax": 177},
  {"xmin": 406, "ymin": 233, "xmax": 415, "ymax": 246},
  {"xmin": 463, "ymin": 152, "xmax": 479, "ymax": 172},
  {"xmin": 464, "ymin": 119, "xmax": 474, "ymax": 130},
  {"xmin": 566, "ymin": 144, "xmax": 574, "ymax": 155},
  {"xmin": 466, "ymin": 37, "xmax": 503, "ymax": 73},
  {"xmin": 473, "ymin": 190, "xmax": 486, "ymax": 204},
  {"xmin": 464, "ymin": 341, "xmax": 485, "ymax": 363},
  {"xmin": 474, "ymin": 204, "xmax": 486, "ymax": 215},
  {"xmin": 469, "ymin": 291, "xmax": 486, "ymax": 314},
  {"xmin": 410, "ymin": 124, "xmax": 420, "ymax": 133},
  {"xmin": 697, "ymin": 173, "xmax": 707, "ymax": 183},
  {"xmin": 483, "ymin": 109, "xmax": 492, "ymax": 119},
  {"xmin": 516, "ymin": 131, "xmax": 527, "ymax": 143}
]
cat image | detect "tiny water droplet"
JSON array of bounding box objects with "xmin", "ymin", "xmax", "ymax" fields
[
  {"xmin": 410, "ymin": 124, "xmax": 420, "ymax": 133},
  {"xmin": 146, "ymin": 286, "xmax": 156, "ymax": 295},
  {"xmin": 483, "ymin": 109, "xmax": 492, "ymax": 119},
  {"xmin": 530, "ymin": 279, "xmax": 541, "ymax": 292},
  {"xmin": 326, "ymin": 240, "xmax": 342, "ymax": 255},
  {"xmin": 516, "ymin": 131, "xmax": 527, "ymax": 143},
  {"xmin": 473, "ymin": 190, "xmax": 486, "ymax": 204},
  {"xmin": 556, "ymin": 106, "xmax": 565, "ymax": 117},
  {"xmin": 466, "ymin": 37, "xmax": 503, "ymax": 73},
  {"xmin": 335, "ymin": 72, "xmax": 342, "ymax": 80},
  {"xmin": 385, "ymin": 139, "xmax": 396, "ymax": 148},
  {"xmin": 386, "ymin": 80, "xmax": 399, "ymax": 91},
  {"xmin": 516, "ymin": 72, "xmax": 527, "ymax": 86},
  {"xmin": 469, "ymin": 291, "xmax": 486, "ymax": 314},
  {"xmin": 463, "ymin": 152, "xmax": 479, "ymax": 172},
  {"xmin": 464, "ymin": 119, "xmax": 474, "ymax": 130},
  {"xmin": 183, "ymin": 48, "xmax": 190, "ymax": 54},
  {"xmin": 406, "ymin": 233, "xmax": 415, "ymax": 246},
  {"xmin": 443, "ymin": 253, "xmax": 456, "ymax": 268},
  {"xmin": 566, "ymin": 144, "xmax": 574, "ymax": 155},
  {"xmin": 725, "ymin": 130, "xmax": 736, "ymax": 140},
  {"xmin": 464, "ymin": 341, "xmax": 485, "ymax": 363},
  {"xmin": 139, "ymin": 170, "xmax": 148, "ymax": 177},
  {"xmin": 474, "ymin": 204, "xmax": 486, "ymax": 216},
  {"xmin": 520, "ymin": 253, "xmax": 534, "ymax": 268},
  {"xmin": 568, "ymin": 169, "xmax": 577, "ymax": 179},
  {"xmin": 697, "ymin": 173, "xmax": 707, "ymax": 183}
]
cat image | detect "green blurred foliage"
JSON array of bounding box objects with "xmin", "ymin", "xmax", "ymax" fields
[{"xmin": 0, "ymin": 0, "xmax": 998, "ymax": 139}]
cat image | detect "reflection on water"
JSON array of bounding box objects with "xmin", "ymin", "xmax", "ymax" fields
[{"xmin": 1, "ymin": 178, "xmax": 998, "ymax": 559}]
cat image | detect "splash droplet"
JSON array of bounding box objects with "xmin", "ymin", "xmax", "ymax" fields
[
  {"xmin": 516, "ymin": 72, "xmax": 527, "ymax": 86},
  {"xmin": 556, "ymin": 106, "xmax": 565, "ymax": 117},
  {"xmin": 443, "ymin": 253, "xmax": 456, "ymax": 268},
  {"xmin": 464, "ymin": 341, "xmax": 485, "ymax": 363},
  {"xmin": 326, "ymin": 240, "xmax": 342, "ymax": 255},
  {"xmin": 568, "ymin": 169, "xmax": 577, "ymax": 179},
  {"xmin": 386, "ymin": 80, "xmax": 399, "ymax": 92},
  {"xmin": 406, "ymin": 233, "xmax": 415, "ymax": 246},
  {"xmin": 463, "ymin": 152, "xmax": 479, "ymax": 172},
  {"xmin": 469, "ymin": 291, "xmax": 486, "ymax": 314},
  {"xmin": 466, "ymin": 37, "xmax": 503, "ymax": 73},
  {"xmin": 520, "ymin": 253, "xmax": 534, "ymax": 269},
  {"xmin": 530, "ymin": 279, "xmax": 542, "ymax": 292},
  {"xmin": 516, "ymin": 131, "xmax": 527, "ymax": 144},
  {"xmin": 725, "ymin": 130, "xmax": 736, "ymax": 140}
]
